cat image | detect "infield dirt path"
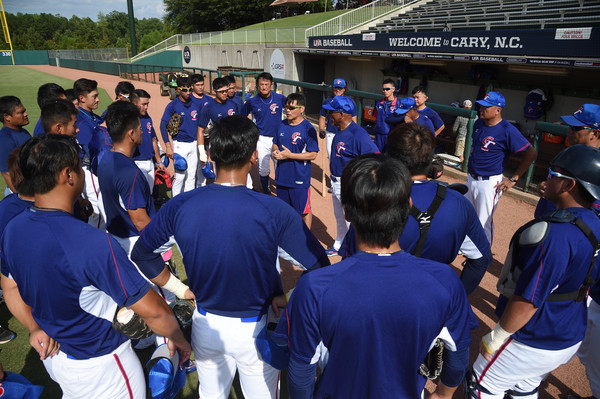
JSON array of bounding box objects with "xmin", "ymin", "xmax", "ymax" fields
[{"xmin": 25, "ymin": 64, "xmax": 591, "ymax": 398}]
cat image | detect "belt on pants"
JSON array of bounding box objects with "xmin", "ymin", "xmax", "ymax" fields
[
  {"xmin": 197, "ymin": 307, "xmax": 263, "ymax": 323},
  {"xmin": 469, "ymin": 173, "xmax": 492, "ymax": 181}
]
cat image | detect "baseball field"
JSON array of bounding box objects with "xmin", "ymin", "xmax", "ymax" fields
[{"xmin": 0, "ymin": 64, "xmax": 593, "ymax": 398}]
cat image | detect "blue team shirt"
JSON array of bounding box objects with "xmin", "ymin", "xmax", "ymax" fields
[
  {"xmin": 161, "ymin": 98, "xmax": 200, "ymax": 143},
  {"xmin": 98, "ymin": 151, "xmax": 155, "ymax": 238},
  {"xmin": 197, "ymin": 99, "xmax": 238, "ymax": 130},
  {"xmin": 273, "ymin": 119, "xmax": 319, "ymax": 188},
  {"xmin": 229, "ymin": 95, "xmax": 244, "ymax": 114},
  {"xmin": 132, "ymin": 114, "xmax": 157, "ymax": 161},
  {"xmin": 319, "ymin": 96, "xmax": 358, "ymax": 134},
  {"xmin": 373, "ymin": 97, "xmax": 399, "ymax": 135},
  {"xmin": 418, "ymin": 106, "xmax": 445, "ymax": 132},
  {"xmin": 0, "ymin": 126, "xmax": 30, "ymax": 173},
  {"xmin": 496, "ymin": 207, "xmax": 600, "ymax": 350},
  {"xmin": 329, "ymin": 122, "xmax": 378, "ymax": 177},
  {"xmin": 76, "ymin": 107, "xmax": 104, "ymax": 162},
  {"xmin": 136, "ymin": 184, "xmax": 326, "ymax": 318},
  {"xmin": 468, "ymin": 118, "xmax": 531, "ymax": 177},
  {"xmin": 1, "ymin": 208, "xmax": 150, "ymax": 359},
  {"xmin": 340, "ymin": 180, "xmax": 490, "ymax": 264},
  {"xmin": 190, "ymin": 94, "xmax": 214, "ymax": 114},
  {"xmin": 33, "ymin": 118, "xmax": 45, "ymax": 136},
  {"xmin": 243, "ymin": 92, "xmax": 287, "ymax": 138},
  {"xmin": 288, "ymin": 251, "xmax": 477, "ymax": 399},
  {"xmin": 0, "ymin": 193, "xmax": 33, "ymax": 237}
]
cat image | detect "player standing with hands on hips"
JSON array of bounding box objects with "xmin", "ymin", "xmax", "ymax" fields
[
  {"xmin": 464, "ymin": 92, "xmax": 537, "ymax": 244},
  {"xmin": 272, "ymin": 93, "xmax": 319, "ymax": 229},
  {"xmin": 287, "ymin": 154, "xmax": 477, "ymax": 399},
  {"xmin": 1, "ymin": 135, "xmax": 190, "ymax": 398},
  {"xmin": 132, "ymin": 115, "xmax": 329, "ymax": 399}
]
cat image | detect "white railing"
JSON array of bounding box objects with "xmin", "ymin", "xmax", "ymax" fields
[
  {"xmin": 131, "ymin": 34, "xmax": 183, "ymax": 62},
  {"xmin": 305, "ymin": 0, "xmax": 415, "ymax": 41},
  {"xmin": 180, "ymin": 27, "xmax": 310, "ymax": 46}
]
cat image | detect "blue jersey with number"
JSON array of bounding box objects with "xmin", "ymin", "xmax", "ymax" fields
[
  {"xmin": 132, "ymin": 114, "xmax": 157, "ymax": 161},
  {"xmin": 0, "ymin": 126, "xmax": 30, "ymax": 173},
  {"xmin": 373, "ymin": 97, "xmax": 399, "ymax": 135},
  {"xmin": 274, "ymin": 119, "xmax": 319, "ymax": 189},
  {"xmin": 288, "ymin": 251, "xmax": 477, "ymax": 399},
  {"xmin": 197, "ymin": 99, "xmax": 238, "ymax": 130},
  {"xmin": 496, "ymin": 207, "xmax": 600, "ymax": 350},
  {"xmin": 1, "ymin": 208, "xmax": 150, "ymax": 359},
  {"xmin": 243, "ymin": 93, "xmax": 287, "ymax": 138},
  {"xmin": 98, "ymin": 151, "xmax": 155, "ymax": 238},
  {"xmin": 468, "ymin": 118, "xmax": 531, "ymax": 177},
  {"xmin": 136, "ymin": 184, "xmax": 326, "ymax": 318},
  {"xmin": 161, "ymin": 98, "xmax": 200, "ymax": 143},
  {"xmin": 319, "ymin": 96, "xmax": 358, "ymax": 134},
  {"xmin": 418, "ymin": 106, "xmax": 444, "ymax": 133},
  {"xmin": 340, "ymin": 180, "xmax": 490, "ymax": 264},
  {"xmin": 329, "ymin": 122, "xmax": 378, "ymax": 177}
]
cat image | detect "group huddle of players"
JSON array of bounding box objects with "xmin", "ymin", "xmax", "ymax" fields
[{"xmin": 0, "ymin": 72, "xmax": 599, "ymax": 399}]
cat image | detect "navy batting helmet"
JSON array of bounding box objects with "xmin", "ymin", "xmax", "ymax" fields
[{"xmin": 551, "ymin": 144, "xmax": 600, "ymax": 200}]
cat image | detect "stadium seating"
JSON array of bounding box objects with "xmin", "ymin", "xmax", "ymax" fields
[{"xmin": 365, "ymin": 0, "xmax": 600, "ymax": 33}]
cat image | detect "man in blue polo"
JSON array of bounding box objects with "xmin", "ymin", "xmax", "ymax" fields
[{"xmin": 0, "ymin": 96, "xmax": 30, "ymax": 195}]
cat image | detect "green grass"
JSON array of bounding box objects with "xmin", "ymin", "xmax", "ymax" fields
[
  {"xmin": 0, "ymin": 65, "xmax": 112, "ymax": 128},
  {"xmin": 237, "ymin": 9, "xmax": 348, "ymax": 30}
]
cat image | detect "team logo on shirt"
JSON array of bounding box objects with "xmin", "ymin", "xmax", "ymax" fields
[
  {"xmin": 228, "ymin": 109, "xmax": 235, "ymax": 116},
  {"xmin": 146, "ymin": 122, "xmax": 152, "ymax": 132},
  {"xmin": 335, "ymin": 141, "xmax": 346, "ymax": 157},
  {"xmin": 481, "ymin": 136, "xmax": 497, "ymax": 151},
  {"xmin": 191, "ymin": 110, "xmax": 198, "ymax": 120},
  {"xmin": 291, "ymin": 132, "xmax": 302, "ymax": 144},
  {"xmin": 270, "ymin": 103, "xmax": 279, "ymax": 114}
]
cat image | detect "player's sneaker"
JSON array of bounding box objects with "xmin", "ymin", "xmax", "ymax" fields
[
  {"xmin": 325, "ymin": 247, "xmax": 338, "ymax": 257},
  {"xmin": 0, "ymin": 326, "xmax": 16, "ymax": 344}
]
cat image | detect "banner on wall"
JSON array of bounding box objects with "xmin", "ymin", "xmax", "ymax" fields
[{"xmin": 270, "ymin": 49, "xmax": 286, "ymax": 79}]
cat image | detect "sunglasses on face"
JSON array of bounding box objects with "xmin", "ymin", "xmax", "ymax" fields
[
  {"xmin": 570, "ymin": 125, "xmax": 591, "ymax": 132},
  {"xmin": 179, "ymin": 87, "xmax": 192, "ymax": 92},
  {"xmin": 215, "ymin": 89, "xmax": 228, "ymax": 93},
  {"xmin": 547, "ymin": 167, "xmax": 574, "ymax": 181},
  {"xmin": 285, "ymin": 105, "xmax": 303, "ymax": 110},
  {"xmin": 382, "ymin": 87, "xmax": 394, "ymax": 91}
]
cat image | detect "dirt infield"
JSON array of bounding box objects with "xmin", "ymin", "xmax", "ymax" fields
[{"xmin": 24, "ymin": 64, "xmax": 592, "ymax": 398}]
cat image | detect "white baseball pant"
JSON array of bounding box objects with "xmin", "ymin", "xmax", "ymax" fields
[
  {"xmin": 331, "ymin": 176, "xmax": 350, "ymax": 251},
  {"xmin": 257, "ymin": 135, "xmax": 274, "ymax": 177},
  {"xmin": 134, "ymin": 159, "xmax": 155, "ymax": 194},
  {"xmin": 191, "ymin": 309, "xmax": 280, "ymax": 399},
  {"xmin": 83, "ymin": 168, "xmax": 105, "ymax": 230},
  {"xmin": 471, "ymin": 338, "xmax": 580, "ymax": 398},
  {"xmin": 171, "ymin": 140, "xmax": 198, "ymax": 197},
  {"xmin": 42, "ymin": 340, "xmax": 146, "ymax": 399},
  {"xmin": 578, "ymin": 297, "xmax": 600, "ymax": 397},
  {"xmin": 325, "ymin": 131, "xmax": 335, "ymax": 159},
  {"xmin": 465, "ymin": 173, "xmax": 503, "ymax": 245}
]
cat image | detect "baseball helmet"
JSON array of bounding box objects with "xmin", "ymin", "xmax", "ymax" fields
[
  {"xmin": 550, "ymin": 144, "xmax": 600, "ymax": 200},
  {"xmin": 162, "ymin": 154, "xmax": 188, "ymax": 172},
  {"xmin": 146, "ymin": 344, "xmax": 186, "ymax": 399}
]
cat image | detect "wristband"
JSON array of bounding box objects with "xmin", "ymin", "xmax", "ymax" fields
[
  {"xmin": 481, "ymin": 323, "xmax": 511, "ymax": 354},
  {"xmin": 162, "ymin": 273, "xmax": 190, "ymax": 299},
  {"xmin": 198, "ymin": 146, "xmax": 208, "ymax": 163}
]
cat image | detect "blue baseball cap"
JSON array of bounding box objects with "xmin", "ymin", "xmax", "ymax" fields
[
  {"xmin": 146, "ymin": 344, "xmax": 186, "ymax": 399},
  {"xmin": 162, "ymin": 153, "xmax": 188, "ymax": 172},
  {"xmin": 476, "ymin": 92, "xmax": 506, "ymax": 108},
  {"xmin": 322, "ymin": 95, "xmax": 354, "ymax": 114},
  {"xmin": 561, "ymin": 104, "xmax": 600, "ymax": 129},
  {"xmin": 332, "ymin": 78, "xmax": 346, "ymax": 88},
  {"xmin": 255, "ymin": 307, "xmax": 290, "ymax": 370},
  {"xmin": 201, "ymin": 161, "xmax": 216, "ymax": 179},
  {"xmin": 394, "ymin": 97, "xmax": 417, "ymax": 115}
]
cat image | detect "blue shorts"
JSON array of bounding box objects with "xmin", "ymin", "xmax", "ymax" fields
[{"xmin": 276, "ymin": 186, "xmax": 311, "ymax": 215}]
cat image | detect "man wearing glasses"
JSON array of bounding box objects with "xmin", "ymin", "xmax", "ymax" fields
[
  {"xmin": 467, "ymin": 144, "xmax": 600, "ymax": 399},
  {"xmin": 464, "ymin": 91, "xmax": 537, "ymax": 245},
  {"xmin": 272, "ymin": 93, "xmax": 319, "ymax": 229},
  {"xmin": 372, "ymin": 78, "xmax": 398, "ymax": 152},
  {"xmin": 160, "ymin": 76, "xmax": 201, "ymax": 196}
]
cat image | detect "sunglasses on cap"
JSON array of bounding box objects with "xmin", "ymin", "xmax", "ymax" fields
[
  {"xmin": 178, "ymin": 87, "xmax": 192, "ymax": 92},
  {"xmin": 547, "ymin": 167, "xmax": 574, "ymax": 181}
]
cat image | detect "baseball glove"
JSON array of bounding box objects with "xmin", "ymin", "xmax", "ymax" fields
[
  {"xmin": 167, "ymin": 113, "xmax": 182, "ymax": 138},
  {"xmin": 170, "ymin": 299, "xmax": 195, "ymax": 342},
  {"xmin": 419, "ymin": 338, "xmax": 444, "ymax": 380},
  {"xmin": 113, "ymin": 307, "xmax": 154, "ymax": 340}
]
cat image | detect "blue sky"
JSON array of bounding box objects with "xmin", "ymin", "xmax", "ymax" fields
[{"xmin": 3, "ymin": 0, "xmax": 166, "ymax": 20}]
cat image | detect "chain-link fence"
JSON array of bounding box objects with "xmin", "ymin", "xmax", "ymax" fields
[{"xmin": 48, "ymin": 48, "xmax": 129, "ymax": 62}]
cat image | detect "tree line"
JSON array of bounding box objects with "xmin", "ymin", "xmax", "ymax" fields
[{"xmin": 4, "ymin": 11, "xmax": 173, "ymax": 52}]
